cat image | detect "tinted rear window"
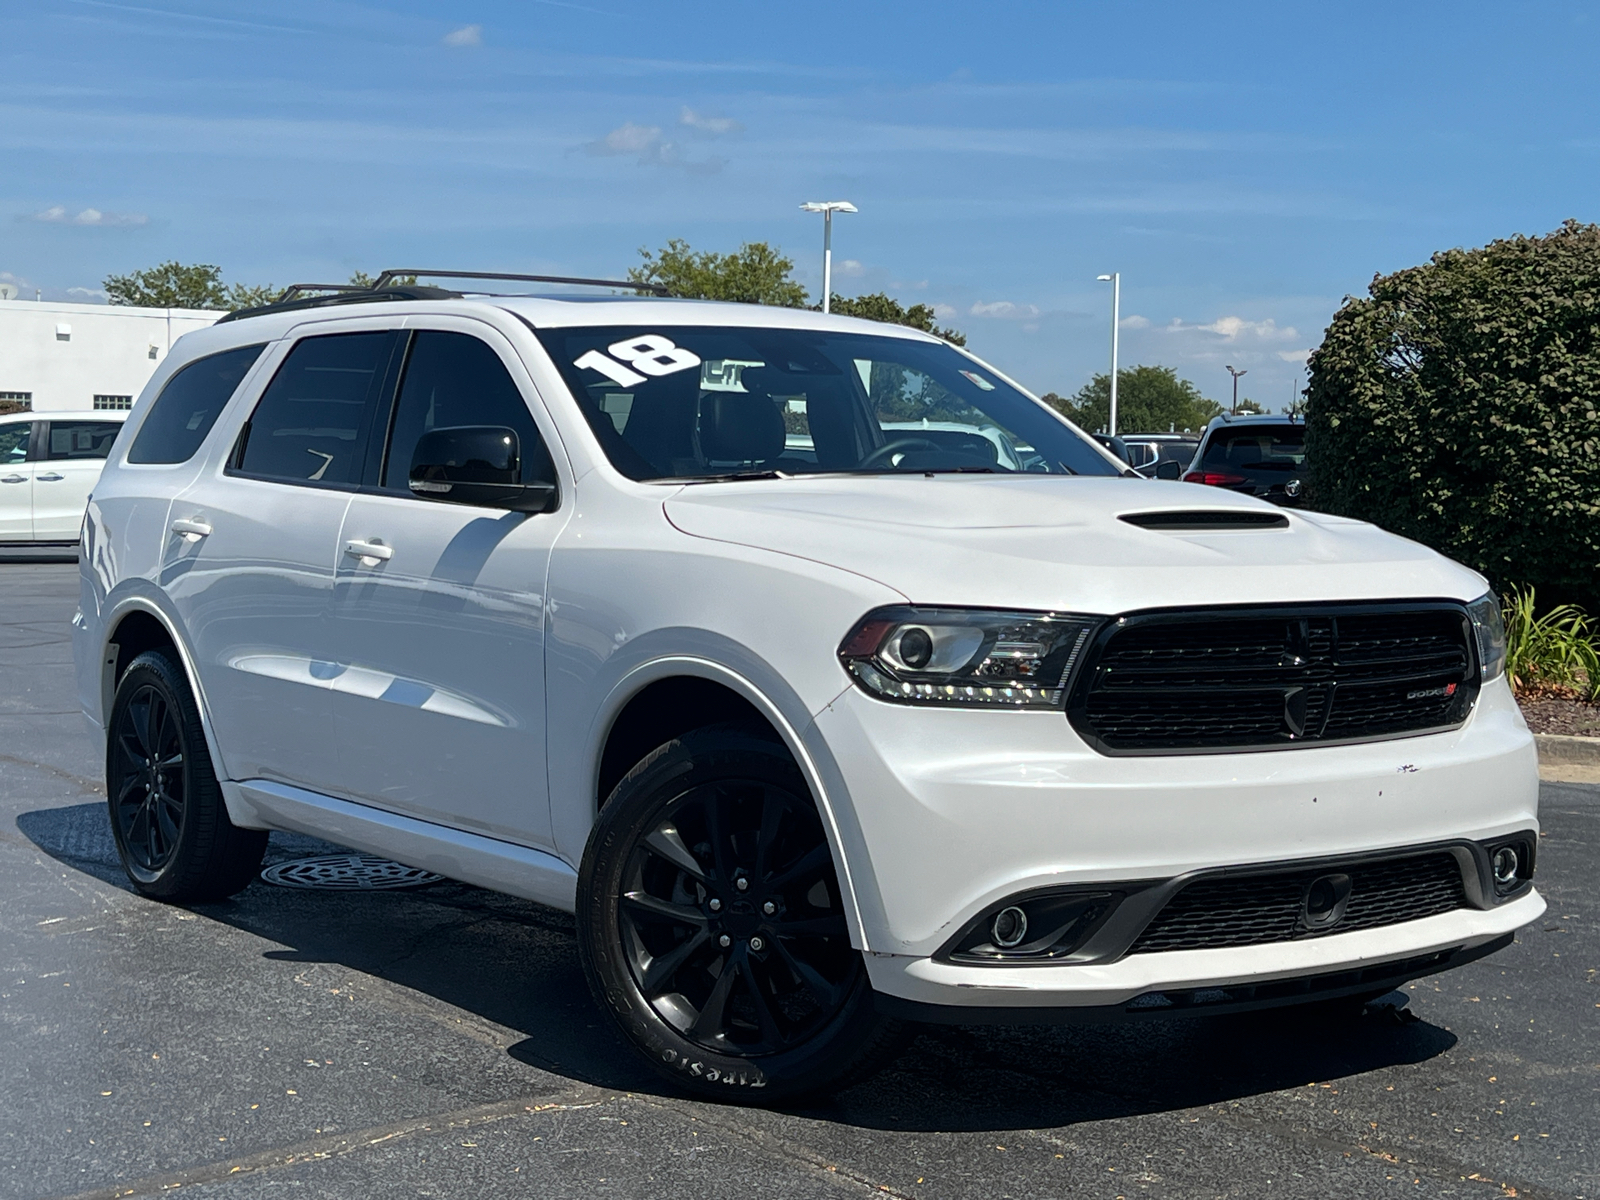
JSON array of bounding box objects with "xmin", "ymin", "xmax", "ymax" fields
[
  {"xmin": 234, "ymin": 332, "xmax": 394, "ymax": 487},
  {"xmin": 1200, "ymin": 426, "xmax": 1305, "ymax": 471},
  {"xmin": 128, "ymin": 344, "xmax": 265, "ymax": 464}
]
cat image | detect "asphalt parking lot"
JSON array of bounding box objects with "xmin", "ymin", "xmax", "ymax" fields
[{"xmin": 2, "ymin": 561, "xmax": 1595, "ymax": 1200}]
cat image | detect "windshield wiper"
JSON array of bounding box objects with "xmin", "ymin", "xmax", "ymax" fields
[{"xmin": 676, "ymin": 469, "xmax": 794, "ymax": 484}]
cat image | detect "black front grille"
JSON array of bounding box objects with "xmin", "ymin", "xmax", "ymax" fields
[
  {"xmin": 1128, "ymin": 852, "xmax": 1467, "ymax": 954},
  {"xmin": 1069, "ymin": 603, "xmax": 1475, "ymax": 753}
]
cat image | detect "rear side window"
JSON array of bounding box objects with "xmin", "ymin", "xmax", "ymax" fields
[
  {"xmin": 234, "ymin": 332, "xmax": 394, "ymax": 487},
  {"xmin": 0, "ymin": 423, "xmax": 28, "ymax": 464},
  {"xmin": 46, "ymin": 421, "xmax": 123, "ymax": 460},
  {"xmin": 381, "ymin": 331, "xmax": 553, "ymax": 492},
  {"xmin": 128, "ymin": 343, "xmax": 265, "ymax": 464}
]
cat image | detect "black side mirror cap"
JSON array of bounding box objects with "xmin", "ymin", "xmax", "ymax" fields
[
  {"xmin": 409, "ymin": 425, "xmax": 557, "ymax": 513},
  {"xmin": 1155, "ymin": 460, "xmax": 1183, "ymax": 480}
]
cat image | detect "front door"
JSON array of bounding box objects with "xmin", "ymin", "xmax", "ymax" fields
[
  {"xmin": 33, "ymin": 418, "xmax": 123, "ymax": 540},
  {"xmin": 164, "ymin": 329, "xmax": 398, "ymax": 789},
  {"xmin": 322, "ymin": 327, "xmax": 567, "ymax": 848},
  {"xmin": 0, "ymin": 420, "xmax": 33, "ymax": 540}
]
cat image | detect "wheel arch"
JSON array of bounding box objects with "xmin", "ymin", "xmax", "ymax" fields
[
  {"xmin": 100, "ymin": 595, "xmax": 243, "ymax": 808},
  {"xmin": 587, "ymin": 657, "xmax": 871, "ymax": 952}
]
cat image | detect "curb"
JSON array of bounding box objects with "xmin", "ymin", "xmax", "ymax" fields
[
  {"xmin": 1534, "ymin": 733, "xmax": 1600, "ymax": 765},
  {"xmin": 1535, "ymin": 733, "xmax": 1600, "ymax": 785}
]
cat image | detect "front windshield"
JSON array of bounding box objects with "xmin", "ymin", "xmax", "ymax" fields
[{"xmin": 534, "ymin": 325, "xmax": 1121, "ymax": 481}]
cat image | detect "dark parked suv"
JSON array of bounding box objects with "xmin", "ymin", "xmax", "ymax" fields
[{"xmin": 1184, "ymin": 413, "xmax": 1306, "ymax": 505}]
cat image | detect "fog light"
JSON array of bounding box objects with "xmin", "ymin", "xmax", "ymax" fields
[
  {"xmin": 991, "ymin": 906, "xmax": 1028, "ymax": 948},
  {"xmin": 1492, "ymin": 846, "xmax": 1519, "ymax": 885}
]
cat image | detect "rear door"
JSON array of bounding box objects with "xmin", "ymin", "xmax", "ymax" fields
[
  {"xmin": 34, "ymin": 418, "xmax": 123, "ymax": 540},
  {"xmin": 164, "ymin": 327, "xmax": 401, "ymax": 788},
  {"xmin": 0, "ymin": 420, "xmax": 33, "ymax": 541}
]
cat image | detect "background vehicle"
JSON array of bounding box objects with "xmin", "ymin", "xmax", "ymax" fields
[
  {"xmin": 1183, "ymin": 413, "xmax": 1306, "ymax": 504},
  {"xmin": 1121, "ymin": 433, "xmax": 1200, "ymax": 478},
  {"xmin": 0, "ymin": 410, "xmax": 127, "ymax": 545},
  {"xmin": 73, "ymin": 274, "xmax": 1541, "ymax": 1104}
]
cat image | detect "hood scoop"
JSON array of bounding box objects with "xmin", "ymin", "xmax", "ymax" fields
[{"xmin": 1119, "ymin": 509, "xmax": 1289, "ymax": 532}]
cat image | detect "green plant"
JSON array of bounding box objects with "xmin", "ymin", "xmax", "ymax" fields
[
  {"xmin": 1501, "ymin": 587, "xmax": 1600, "ymax": 700},
  {"xmin": 1045, "ymin": 366, "xmax": 1222, "ymax": 434},
  {"xmin": 1305, "ymin": 220, "xmax": 1600, "ymax": 608}
]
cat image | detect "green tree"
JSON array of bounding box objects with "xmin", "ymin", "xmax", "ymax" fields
[
  {"xmin": 104, "ymin": 261, "xmax": 277, "ymax": 311},
  {"xmin": 629, "ymin": 239, "xmax": 808, "ymax": 307},
  {"xmin": 1045, "ymin": 366, "xmax": 1222, "ymax": 433},
  {"xmin": 1235, "ymin": 398, "xmax": 1266, "ymax": 415},
  {"xmin": 1306, "ymin": 219, "xmax": 1600, "ymax": 606},
  {"xmin": 827, "ymin": 291, "xmax": 966, "ymax": 345}
]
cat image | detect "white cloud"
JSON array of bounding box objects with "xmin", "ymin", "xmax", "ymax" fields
[
  {"xmin": 585, "ymin": 121, "xmax": 724, "ymax": 173},
  {"xmin": 1276, "ymin": 347, "xmax": 1311, "ymax": 363},
  {"xmin": 1165, "ymin": 315, "xmax": 1298, "ymax": 341},
  {"xmin": 1119, "ymin": 314, "xmax": 1150, "ymax": 329},
  {"xmin": 679, "ymin": 106, "xmax": 742, "ymax": 135},
  {"xmin": 442, "ymin": 24, "xmax": 482, "ymax": 47},
  {"xmin": 892, "ymin": 279, "xmax": 930, "ymax": 291},
  {"xmin": 932, "ymin": 303, "xmax": 957, "ymax": 319},
  {"xmin": 28, "ymin": 205, "xmax": 148, "ymax": 227},
  {"xmin": 67, "ymin": 286, "xmax": 108, "ymax": 299},
  {"xmin": 835, "ymin": 258, "xmax": 864, "ymax": 278},
  {"xmin": 969, "ymin": 300, "xmax": 1040, "ymax": 319}
]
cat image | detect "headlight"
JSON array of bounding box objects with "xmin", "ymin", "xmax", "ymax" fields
[
  {"xmin": 838, "ymin": 607, "xmax": 1101, "ymax": 708},
  {"xmin": 1467, "ymin": 593, "xmax": 1506, "ymax": 682}
]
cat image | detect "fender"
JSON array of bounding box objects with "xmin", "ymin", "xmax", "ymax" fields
[
  {"xmin": 586, "ymin": 655, "xmax": 875, "ymax": 953},
  {"xmin": 97, "ymin": 587, "xmax": 265, "ymax": 829}
]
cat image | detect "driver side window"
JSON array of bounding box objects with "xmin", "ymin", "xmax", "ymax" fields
[{"xmin": 381, "ymin": 332, "xmax": 554, "ymax": 494}]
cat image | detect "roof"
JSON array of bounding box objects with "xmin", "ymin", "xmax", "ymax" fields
[{"xmin": 1204, "ymin": 412, "xmax": 1303, "ymax": 428}]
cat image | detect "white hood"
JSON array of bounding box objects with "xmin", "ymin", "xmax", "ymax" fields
[{"xmin": 663, "ymin": 475, "xmax": 1487, "ymax": 614}]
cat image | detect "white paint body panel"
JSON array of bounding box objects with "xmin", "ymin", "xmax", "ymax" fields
[{"xmin": 72, "ymin": 294, "xmax": 1544, "ymax": 1014}]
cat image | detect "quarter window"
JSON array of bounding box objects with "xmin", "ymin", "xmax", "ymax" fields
[
  {"xmin": 234, "ymin": 332, "xmax": 394, "ymax": 487},
  {"xmin": 46, "ymin": 421, "xmax": 123, "ymax": 460},
  {"xmin": 128, "ymin": 343, "xmax": 266, "ymax": 465},
  {"xmin": 382, "ymin": 331, "xmax": 553, "ymax": 492}
]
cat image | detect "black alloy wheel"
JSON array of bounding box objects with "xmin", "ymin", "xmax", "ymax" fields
[
  {"xmin": 578, "ymin": 724, "xmax": 905, "ymax": 1102},
  {"xmin": 106, "ymin": 649, "xmax": 267, "ymax": 901},
  {"xmin": 112, "ymin": 681, "xmax": 187, "ymax": 878}
]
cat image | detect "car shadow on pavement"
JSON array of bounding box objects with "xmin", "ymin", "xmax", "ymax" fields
[{"xmin": 19, "ymin": 800, "xmax": 1459, "ymax": 1133}]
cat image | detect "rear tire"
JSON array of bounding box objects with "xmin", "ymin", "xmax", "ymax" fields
[
  {"xmin": 577, "ymin": 724, "xmax": 905, "ymax": 1103},
  {"xmin": 106, "ymin": 649, "xmax": 266, "ymax": 901}
]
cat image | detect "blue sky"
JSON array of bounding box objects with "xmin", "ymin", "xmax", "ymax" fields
[{"xmin": 4, "ymin": 0, "xmax": 1599, "ymax": 411}]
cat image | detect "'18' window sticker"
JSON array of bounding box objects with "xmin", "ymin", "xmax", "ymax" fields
[{"xmin": 575, "ymin": 335, "xmax": 702, "ymax": 388}]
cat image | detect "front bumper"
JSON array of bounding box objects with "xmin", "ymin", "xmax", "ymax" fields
[{"xmin": 808, "ymin": 674, "xmax": 1542, "ymax": 1008}]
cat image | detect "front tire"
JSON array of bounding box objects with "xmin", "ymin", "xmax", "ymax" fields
[
  {"xmin": 106, "ymin": 649, "xmax": 267, "ymax": 901},
  {"xmin": 577, "ymin": 725, "xmax": 904, "ymax": 1102}
]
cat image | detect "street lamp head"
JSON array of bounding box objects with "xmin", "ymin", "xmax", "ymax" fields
[
  {"xmin": 1096, "ymin": 274, "xmax": 1113, "ymax": 281},
  {"xmin": 800, "ymin": 201, "xmax": 858, "ymax": 214}
]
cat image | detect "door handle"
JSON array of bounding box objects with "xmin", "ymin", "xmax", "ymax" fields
[
  {"xmin": 170, "ymin": 518, "xmax": 213, "ymax": 542},
  {"xmin": 0, "ymin": 475, "xmax": 24, "ymax": 484},
  {"xmin": 344, "ymin": 539, "xmax": 394, "ymax": 563},
  {"xmin": 37, "ymin": 473, "xmax": 64, "ymax": 482}
]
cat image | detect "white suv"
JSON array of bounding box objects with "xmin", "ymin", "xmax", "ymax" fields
[{"xmin": 72, "ymin": 276, "xmax": 1543, "ymax": 1101}]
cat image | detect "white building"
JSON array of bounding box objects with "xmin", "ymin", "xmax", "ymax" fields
[{"xmin": 0, "ymin": 299, "xmax": 223, "ymax": 412}]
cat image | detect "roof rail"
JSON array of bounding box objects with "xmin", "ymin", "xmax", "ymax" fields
[
  {"xmin": 216, "ymin": 267, "xmax": 667, "ymax": 323},
  {"xmin": 372, "ymin": 268, "xmax": 667, "ymax": 296}
]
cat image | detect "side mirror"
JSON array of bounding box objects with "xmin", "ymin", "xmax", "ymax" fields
[
  {"xmin": 409, "ymin": 425, "xmax": 556, "ymax": 513},
  {"xmin": 1155, "ymin": 460, "xmax": 1183, "ymax": 480}
]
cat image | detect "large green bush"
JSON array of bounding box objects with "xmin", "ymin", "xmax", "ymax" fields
[{"xmin": 1306, "ymin": 220, "xmax": 1600, "ymax": 607}]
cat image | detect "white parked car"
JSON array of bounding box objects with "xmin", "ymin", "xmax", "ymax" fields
[
  {"xmin": 72, "ymin": 275, "xmax": 1543, "ymax": 1101},
  {"xmin": 0, "ymin": 409, "xmax": 128, "ymax": 544}
]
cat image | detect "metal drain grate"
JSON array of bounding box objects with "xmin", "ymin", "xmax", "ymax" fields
[{"xmin": 260, "ymin": 854, "xmax": 443, "ymax": 890}]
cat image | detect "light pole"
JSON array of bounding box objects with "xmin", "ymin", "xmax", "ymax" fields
[
  {"xmin": 1226, "ymin": 364, "xmax": 1247, "ymax": 415},
  {"xmin": 800, "ymin": 201, "xmax": 857, "ymax": 314},
  {"xmin": 1096, "ymin": 273, "xmax": 1120, "ymax": 435}
]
